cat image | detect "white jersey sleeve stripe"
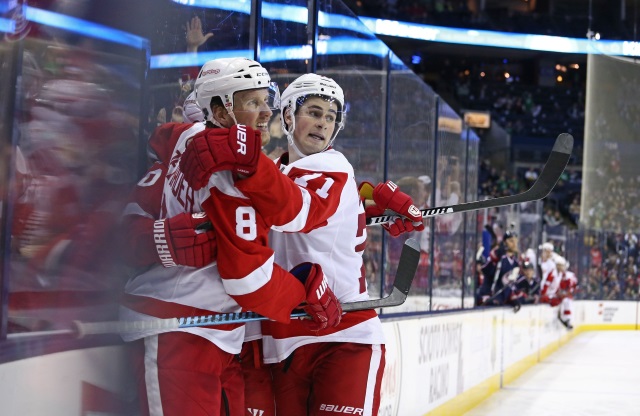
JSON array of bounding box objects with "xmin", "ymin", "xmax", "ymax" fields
[
  {"xmin": 271, "ymin": 187, "xmax": 311, "ymax": 233},
  {"xmin": 207, "ymin": 171, "xmax": 247, "ymax": 199},
  {"xmin": 222, "ymin": 252, "xmax": 275, "ymax": 296}
]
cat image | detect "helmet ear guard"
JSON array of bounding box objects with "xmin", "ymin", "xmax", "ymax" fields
[{"xmin": 182, "ymin": 91, "xmax": 205, "ymax": 123}]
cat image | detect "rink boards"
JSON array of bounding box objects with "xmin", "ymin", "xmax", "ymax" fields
[
  {"xmin": 0, "ymin": 300, "xmax": 637, "ymax": 415},
  {"xmin": 379, "ymin": 300, "xmax": 639, "ymax": 416}
]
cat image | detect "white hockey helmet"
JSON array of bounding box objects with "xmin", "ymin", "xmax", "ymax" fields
[
  {"xmin": 182, "ymin": 91, "xmax": 204, "ymax": 123},
  {"xmin": 553, "ymin": 254, "xmax": 566, "ymax": 268},
  {"xmin": 194, "ymin": 57, "xmax": 279, "ymax": 124},
  {"xmin": 539, "ymin": 242, "xmax": 554, "ymax": 252},
  {"xmin": 280, "ymin": 73, "xmax": 345, "ymax": 157}
]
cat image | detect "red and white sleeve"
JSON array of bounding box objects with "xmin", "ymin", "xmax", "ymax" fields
[
  {"xmin": 120, "ymin": 162, "xmax": 167, "ymax": 268},
  {"xmin": 201, "ymin": 188, "xmax": 305, "ymax": 323},
  {"xmin": 147, "ymin": 122, "xmax": 191, "ymax": 164},
  {"xmin": 234, "ymin": 154, "xmax": 347, "ymax": 232}
]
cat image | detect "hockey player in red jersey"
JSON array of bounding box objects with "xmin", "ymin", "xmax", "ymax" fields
[
  {"xmin": 179, "ymin": 73, "xmax": 424, "ymax": 416},
  {"xmin": 539, "ymin": 242, "xmax": 560, "ymax": 304},
  {"xmin": 120, "ymin": 58, "xmax": 342, "ymax": 416},
  {"xmin": 555, "ymin": 257, "xmax": 578, "ymax": 329}
]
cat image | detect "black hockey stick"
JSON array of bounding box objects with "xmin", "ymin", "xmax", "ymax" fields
[
  {"xmin": 482, "ymin": 272, "xmax": 541, "ymax": 309},
  {"xmin": 73, "ymin": 238, "xmax": 420, "ymax": 337},
  {"xmin": 367, "ymin": 133, "xmax": 573, "ymax": 225},
  {"xmin": 481, "ymin": 281, "xmax": 514, "ymax": 306}
]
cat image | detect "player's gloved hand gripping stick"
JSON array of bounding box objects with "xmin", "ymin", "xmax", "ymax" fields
[
  {"xmin": 367, "ymin": 133, "xmax": 573, "ymax": 225},
  {"xmin": 290, "ymin": 262, "xmax": 343, "ymax": 331},
  {"xmin": 359, "ymin": 180, "xmax": 425, "ymax": 237}
]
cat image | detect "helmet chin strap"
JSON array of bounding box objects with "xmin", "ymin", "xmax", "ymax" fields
[
  {"xmin": 219, "ymin": 93, "xmax": 239, "ymax": 127},
  {"xmin": 209, "ymin": 117, "xmax": 225, "ymax": 128},
  {"xmin": 225, "ymin": 110, "xmax": 239, "ymax": 126},
  {"xmin": 284, "ymin": 115, "xmax": 308, "ymax": 159},
  {"xmin": 287, "ymin": 133, "xmax": 308, "ymax": 159},
  {"xmin": 205, "ymin": 107, "xmax": 238, "ymax": 128}
]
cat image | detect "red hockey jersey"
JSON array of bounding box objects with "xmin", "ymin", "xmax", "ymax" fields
[
  {"xmin": 558, "ymin": 270, "xmax": 578, "ymax": 298},
  {"xmin": 540, "ymin": 257, "xmax": 559, "ymax": 297}
]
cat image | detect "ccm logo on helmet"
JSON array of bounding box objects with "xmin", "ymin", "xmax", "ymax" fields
[
  {"xmin": 236, "ymin": 125, "xmax": 247, "ymax": 155},
  {"xmin": 201, "ymin": 68, "xmax": 220, "ymax": 76}
]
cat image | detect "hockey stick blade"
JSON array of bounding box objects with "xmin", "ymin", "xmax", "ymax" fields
[
  {"xmin": 74, "ymin": 238, "xmax": 421, "ymax": 337},
  {"xmin": 367, "ymin": 133, "xmax": 573, "ymax": 226},
  {"xmin": 342, "ymin": 237, "xmax": 420, "ymax": 312}
]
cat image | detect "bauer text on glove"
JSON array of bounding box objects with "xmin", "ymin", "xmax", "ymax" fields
[
  {"xmin": 179, "ymin": 124, "xmax": 262, "ymax": 190},
  {"xmin": 154, "ymin": 212, "xmax": 217, "ymax": 268}
]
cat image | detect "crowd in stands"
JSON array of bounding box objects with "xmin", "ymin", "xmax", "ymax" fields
[
  {"xmin": 477, "ymin": 156, "xmax": 640, "ymax": 302},
  {"xmin": 455, "ymin": 80, "xmax": 586, "ymax": 140},
  {"xmin": 344, "ymin": 0, "xmax": 636, "ymax": 40},
  {"xmin": 579, "ymin": 232, "xmax": 640, "ymax": 301},
  {"xmin": 478, "ymin": 158, "xmax": 581, "ymax": 227}
]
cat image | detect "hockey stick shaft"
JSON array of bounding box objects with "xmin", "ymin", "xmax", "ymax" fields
[
  {"xmin": 367, "ymin": 133, "xmax": 573, "ymax": 225},
  {"xmin": 483, "ymin": 275, "xmax": 541, "ymax": 306},
  {"xmin": 481, "ymin": 282, "xmax": 513, "ymax": 305},
  {"xmin": 74, "ymin": 238, "xmax": 421, "ymax": 338}
]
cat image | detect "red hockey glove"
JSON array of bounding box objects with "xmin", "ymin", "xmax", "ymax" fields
[
  {"xmin": 154, "ymin": 212, "xmax": 217, "ymax": 268},
  {"xmin": 358, "ymin": 181, "xmax": 425, "ymax": 237},
  {"xmin": 179, "ymin": 124, "xmax": 262, "ymax": 190},
  {"xmin": 380, "ymin": 217, "xmax": 421, "ymax": 238},
  {"xmin": 290, "ymin": 262, "xmax": 342, "ymax": 331}
]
